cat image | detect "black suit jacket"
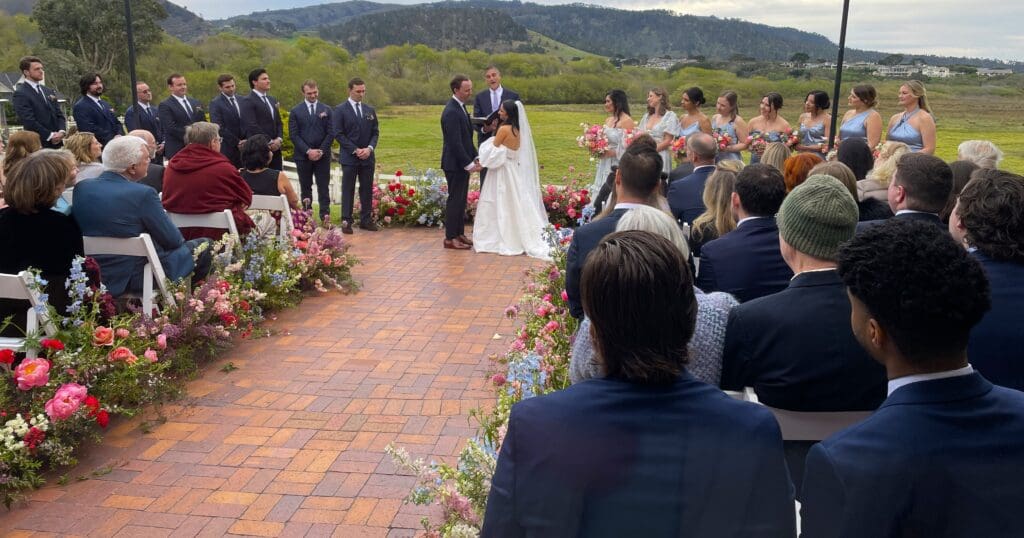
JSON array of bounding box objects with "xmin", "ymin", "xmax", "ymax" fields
[
  {"xmin": 331, "ymin": 100, "xmax": 380, "ymax": 167},
  {"xmin": 969, "ymin": 252, "xmax": 1024, "ymax": 391},
  {"xmin": 72, "ymin": 96, "xmax": 123, "ymax": 145},
  {"xmin": 13, "ymin": 81, "xmax": 66, "ymax": 148},
  {"xmin": 291, "ymin": 101, "xmax": 334, "ymax": 162},
  {"xmin": 209, "ymin": 93, "xmax": 246, "ymax": 165},
  {"xmin": 124, "ymin": 103, "xmax": 163, "ymax": 144},
  {"xmin": 440, "ymin": 98, "xmax": 477, "ymax": 172},
  {"xmin": 855, "ymin": 210, "xmax": 942, "ymax": 233},
  {"xmin": 566, "ymin": 208, "xmax": 629, "ymax": 319},
  {"xmin": 158, "ymin": 95, "xmax": 205, "ymax": 159},
  {"xmin": 472, "ymin": 86, "xmax": 520, "ymax": 146},
  {"xmin": 241, "ymin": 92, "xmax": 282, "ymax": 141},
  {"xmin": 696, "ymin": 217, "xmax": 793, "ymax": 302},
  {"xmin": 720, "ymin": 270, "xmax": 887, "ymax": 411},
  {"xmin": 667, "ymin": 165, "xmax": 715, "ymax": 226}
]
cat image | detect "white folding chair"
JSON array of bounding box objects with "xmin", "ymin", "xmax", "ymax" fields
[
  {"xmin": 742, "ymin": 387, "xmax": 871, "ymax": 441},
  {"xmin": 166, "ymin": 209, "xmax": 240, "ymax": 240},
  {"xmin": 0, "ymin": 271, "xmax": 56, "ymax": 358},
  {"xmin": 249, "ymin": 194, "xmax": 294, "ymax": 239},
  {"xmin": 83, "ymin": 233, "xmax": 176, "ymax": 316}
]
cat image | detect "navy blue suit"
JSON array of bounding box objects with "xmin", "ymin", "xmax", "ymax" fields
[
  {"xmin": 72, "ymin": 96, "xmax": 123, "ymax": 145},
  {"xmin": 481, "ymin": 373, "xmax": 795, "ymax": 537},
  {"xmin": 566, "ymin": 208, "xmax": 629, "ymax": 319},
  {"xmin": 696, "ymin": 217, "xmax": 793, "ymax": 302},
  {"xmin": 332, "ymin": 99, "xmax": 379, "ymax": 224},
  {"xmin": 208, "ymin": 93, "xmax": 246, "ymax": 167},
  {"xmin": 801, "ymin": 372, "xmax": 1024, "ymax": 538},
  {"xmin": 125, "ymin": 102, "xmax": 164, "ymax": 164},
  {"xmin": 969, "ymin": 252, "xmax": 1024, "ymax": 391},
  {"xmin": 158, "ymin": 95, "xmax": 205, "ymax": 160},
  {"xmin": 13, "ymin": 81, "xmax": 67, "ymax": 148},
  {"xmin": 72, "ymin": 171, "xmax": 195, "ymax": 296},
  {"xmin": 667, "ymin": 164, "xmax": 715, "ymax": 226},
  {"xmin": 291, "ymin": 101, "xmax": 335, "ymax": 220},
  {"xmin": 440, "ymin": 97, "xmax": 478, "ymax": 240},
  {"xmin": 241, "ymin": 92, "xmax": 283, "ymax": 170},
  {"xmin": 856, "ymin": 210, "xmax": 942, "ymax": 233}
]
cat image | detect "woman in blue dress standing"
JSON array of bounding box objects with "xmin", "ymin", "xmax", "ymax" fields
[
  {"xmin": 886, "ymin": 80, "xmax": 936, "ymax": 154},
  {"xmin": 588, "ymin": 89, "xmax": 636, "ymax": 196},
  {"xmin": 795, "ymin": 90, "xmax": 831, "ymax": 159},
  {"xmin": 838, "ymin": 84, "xmax": 883, "ymax": 150},
  {"xmin": 710, "ymin": 90, "xmax": 748, "ymax": 163},
  {"xmin": 637, "ymin": 88, "xmax": 677, "ymax": 176},
  {"xmin": 746, "ymin": 92, "xmax": 791, "ymax": 164},
  {"xmin": 677, "ymin": 87, "xmax": 712, "ymax": 140}
]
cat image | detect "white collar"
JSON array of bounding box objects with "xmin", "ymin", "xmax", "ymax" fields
[
  {"xmin": 222, "ymin": 93, "xmax": 236, "ymax": 100},
  {"xmin": 138, "ymin": 101, "xmax": 151, "ymax": 109},
  {"xmin": 306, "ymin": 100, "xmax": 318, "ymax": 107},
  {"xmin": 613, "ymin": 202, "xmax": 647, "ymax": 211},
  {"xmin": 89, "ymin": 95, "xmax": 103, "ymax": 104},
  {"xmin": 791, "ymin": 267, "xmax": 837, "ymax": 280},
  {"xmin": 175, "ymin": 95, "xmax": 189, "ymax": 102},
  {"xmin": 896, "ymin": 209, "xmax": 934, "ymax": 216},
  {"xmin": 692, "ymin": 164, "xmax": 716, "ymax": 172},
  {"xmin": 348, "ymin": 98, "xmax": 362, "ymax": 107},
  {"xmin": 887, "ymin": 364, "xmax": 974, "ymax": 396},
  {"xmin": 491, "ymin": 86, "xmax": 503, "ymax": 94},
  {"xmin": 736, "ymin": 216, "xmax": 769, "ymax": 227},
  {"xmin": 452, "ymin": 95, "xmax": 466, "ymax": 106},
  {"xmin": 252, "ymin": 90, "xmax": 267, "ymax": 99}
]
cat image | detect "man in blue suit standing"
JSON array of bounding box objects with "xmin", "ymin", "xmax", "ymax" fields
[
  {"xmin": 332, "ymin": 77, "xmax": 380, "ymax": 234},
  {"xmin": 12, "ymin": 56, "xmax": 66, "ymax": 148},
  {"xmin": 801, "ymin": 218, "xmax": 1024, "ymax": 538},
  {"xmin": 291, "ymin": 79, "xmax": 335, "ymax": 227},
  {"xmin": 667, "ymin": 132, "xmax": 717, "ymax": 226},
  {"xmin": 472, "ymin": 66, "xmax": 519, "ymax": 190},
  {"xmin": 440, "ymin": 75, "xmax": 480, "ymax": 250},
  {"xmin": 124, "ymin": 81, "xmax": 164, "ymax": 164},
  {"xmin": 208, "ymin": 74, "xmax": 246, "ymax": 168},
  {"xmin": 241, "ymin": 68, "xmax": 284, "ymax": 171},
  {"xmin": 72, "ymin": 72, "xmax": 123, "ymax": 146},
  {"xmin": 158, "ymin": 74, "xmax": 205, "ymax": 161}
]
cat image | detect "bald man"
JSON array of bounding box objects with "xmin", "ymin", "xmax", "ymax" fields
[{"xmin": 128, "ymin": 129, "xmax": 165, "ymax": 193}]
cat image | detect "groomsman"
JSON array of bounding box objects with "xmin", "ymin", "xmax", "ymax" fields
[
  {"xmin": 124, "ymin": 81, "xmax": 164, "ymax": 164},
  {"xmin": 12, "ymin": 55, "xmax": 66, "ymax": 148},
  {"xmin": 289, "ymin": 79, "xmax": 334, "ymax": 226},
  {"xmin": 209, "ymin": 74, "xmax": 246, "ymax": 167},
  {"xmin": 72, "ymin": 72, "xmax": 123, "ymax": 146},
  {"xmin": 158, "ymin": 73, "xmax": 205, "ymax": 160},
  {"xmin": 332, "ymin": 77, "xmax": 380, "ymax": 234},
  {"xmin": 240, "ymin": 68, "xmax": 283, "ymax": 170},
  {"xmin": 472, "ymin": 65, "xmax": 519, "ymax": 188}
]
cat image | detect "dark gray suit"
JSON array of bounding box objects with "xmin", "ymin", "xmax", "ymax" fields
[
  {"xmin": 158, "ymin": 95, "xmax": 205, "ymax": 160},
  {"xmin": 209, "ymin": 93, "xmax": 246, "ymax": 167},
  {"xmin": 13, "ymin": 81, "xmax": 66, "ymax": 148},
  {"xmin": 440, "ymin": 97, "xmax": 478, "ymax": 240},
  {"xmin": 291, "ymin": 100, "xmax": 334, "ymax": 220}
]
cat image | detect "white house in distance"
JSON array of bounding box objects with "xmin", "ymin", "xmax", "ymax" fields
[{"xmin": 978, "ymin": 68, "xmax": 1013, "ymax": 76}]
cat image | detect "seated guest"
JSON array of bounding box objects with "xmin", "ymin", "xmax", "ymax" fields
[
  {"xmin": 571, "ymin": 205, "xmax": 739, "ymax": 386},
  {"xmin": 483, "ymin": 231, "xmax": 794, "ymax": 537},
  {"xmin": 240, "ymin": 135, "xmax": 300, "ymax": 208},
  {"xmin": 64, "ymin": 131, "xmax": 104, "ymax": 181},
  {"xmin": 949, "ymin": 169, "xmax": 1024, "ymax": 391},
  {"xmin": 837, "ymin": 137, "xmax": 873, "ymax": 181},
  {"xmin": 128, "ymin": 129, "xmax": 165, "ymax": 194},
  {"xmin": 689, "ymin": 160, "xmax": 741, "ymax": 257},
  {"xmin": 939, "ymin": 160, "xmax": 979, "ymax": 224},
  {"xmin": 759, "ymin": 142, "xmax": 790, "ymax": 173},
  {"xmin": 857, "ymin": 152, "xmax": 951, "ymax": 231},
  {"xmin": 957, "ymin": 139, "xmax": 1003, "ymax": 169},
  {"xmin": 73, "ymin": 136, "xmax": 209, "ymax": 297},
  {"xmin": 810, "ymin": 161, "xmax": 892, "ymax": 222},
  {"xmin": 696, "ymin": 163, "xmax": 793, "ymax": 302},
  {"xmin": 667, "ymin": 132, "xmax": 717, "ymax": 226},
  {"xmin": 2, "ymin": 130, "xmax": 42, "ymax": 177},
  {"xmin": 802, "ymin": 218, "xmax": 1024, "ymax": 538},
  {"xmin": 782, "ymin": 152, "xmax": 823, "ymax": 192},
  {"xmin": 857, "ymin": 140, "xmax": 908, "ymax": 202},
  {"xmin": 0, "ymin": 150, "xmax": 84, "ymax": 334},
  {"xmin": 566, "ymin": 136, "xmax": 664, "ymax": 319},
  {"xmin": 162, "ymin": 121, "xmax": 254, "ymax": 240}
]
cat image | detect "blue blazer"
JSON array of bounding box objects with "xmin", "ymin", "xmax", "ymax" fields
[
  {"xmin": 241, "ymin": 92, "xmax": 282, "ymax": 141},
  {"xmin": 208, "ymin": 94, "xmax": 246, "ymax": 166},
  {"xmin": 331, "ymin": 100, "xmax": 380, "ymax": 167},
  {"xmin": 12, "ymin": 81, "xmax": 66, "ymax": 148},
  {"xmin": 856, "ymin": 210, "xmax": 942, "ymax": 233},
  {"xmin": 72, "ymin": 171, "xmax": 194, "ymax": 296},
  {"xmin": 158, "ymin": 95, "xmax": 205, "ymax": 159},
  {"xmin": 667, "ymin": 165, "xmax": 715, "ymax": 226},
  {"xmin": 124, "ymin": 103, "xmax": 163, "ymax": 144},
  {"xmin": 440, "ymin": 98, "xmax": 477, "ymax": 172},
  {"xmin": 720, "ymin": 270, "xmax": 887, "ymax": 411},
  {"xmin": 472, "ymin": 86, "xmax": 520, "ymax": 146},
  {"xmin": 696, "ymin": 217, "xmax": 793, "ymax": 302},
  {"xmin": 565, "ymin": 208, "xmax": 629, "ymax": 319},
  {"xmin": 801, "ymin": 372, "xmax": 1024, "ymax": 538},
  {"xmin": 969, "ymin": 252, "xmax": 1024, "ymax": 391},
  {"xmin": 290, "ymin": 101, "xmax": 334, "ymax": 162},
  {"xmin": 481, "ymin": 373, "xmax": 795, "ymax": 537},
  {"xmin": 72, "ymin": 97, "xmax": 123, "ymax": 145}
]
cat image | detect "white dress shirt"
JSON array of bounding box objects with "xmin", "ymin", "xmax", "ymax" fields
[{"xmin": 887, "ymin": 364, "xmax": 974, "ymax": 396}]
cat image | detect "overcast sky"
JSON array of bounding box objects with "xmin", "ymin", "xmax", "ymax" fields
[{"xmin": 180, "ymin": 0, "xmax": 1023, "ymax": 62}]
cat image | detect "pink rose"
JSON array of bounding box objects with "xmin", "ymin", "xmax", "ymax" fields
[
  {"xmin": 144, "ymin": 348, "xmax": 159, "ymax": 363},
  {"xmin": 115, "ymin": 328, "xmax": 130, "ymax": 339},
  {"xmin": 44, "ymin": 382, "xmax": 88, "ymax": 421},
  {"xmin": 108, "ymin": 346, "xmax": 138, "ymax": 364},
  {"xmin": 157, "ymin": 334, "xmax": 167, "ymax": 349},
  {"xmin": 14, "ymin": 358, "xmax": 50, "ymax": 391},
  {"xmin": 491, "ymin": 373, "xmax": 506, "ymax": 386},
  {"xmin": 561, "ymin": 290, "xmax": 569, "ymax": 302},
  {"xmin": 93, "ymin": 326, "xmax": 114, "ymax": 346},
  {"xmin": 510, "ymin": 339, "xmax": 526, "ymax": 352},
  {"xmin": 544, "ymin": 320, "xmax": 560, "ymax": 333}
]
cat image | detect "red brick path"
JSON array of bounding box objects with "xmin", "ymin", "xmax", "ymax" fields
[{"xmin": 0, "ymin": 227, "xmax": 541, "ymax": 537}]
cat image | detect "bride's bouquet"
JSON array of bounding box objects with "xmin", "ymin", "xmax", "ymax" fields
[{"xmin": 576, "ymin": 123, "xmax": 609, "ymax": 160}]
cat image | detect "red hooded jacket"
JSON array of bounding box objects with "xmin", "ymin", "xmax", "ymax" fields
[{"xmin": 162, "ymin": 143, "xmax": 254, "ymax": 240}]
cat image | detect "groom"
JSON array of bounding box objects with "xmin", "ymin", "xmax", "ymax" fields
[{"xmin": 441, "ymin": 75, "xmax": 480, "ymax": 250}]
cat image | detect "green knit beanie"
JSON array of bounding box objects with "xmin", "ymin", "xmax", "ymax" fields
[{"xmin": 777, "ymin": 174, "xmax": 859, "ymax": 261}]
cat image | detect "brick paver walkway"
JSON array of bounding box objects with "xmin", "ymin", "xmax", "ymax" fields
[{"xmin": 0, "ymin": 227, "xmax": 541, "ymax": 537}]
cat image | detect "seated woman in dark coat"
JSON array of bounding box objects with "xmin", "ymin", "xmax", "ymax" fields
[{"xmin": 239, "ymin": 135, "xmax": 300, "ymax": 209}]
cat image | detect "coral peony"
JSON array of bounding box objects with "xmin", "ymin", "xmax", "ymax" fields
[
  {"xmin": 93, "ymin": 326, "xmax": 114, "ymax": 346},
  {"xmin": 14, "ymin": 358, "xmax": 50, "ymax": 390},
  {"xmin": 115, "ymin": 328, "xmax": 130, "ymax": 339},
  {"xmin": 108, "ymin": 347, "xmax": 139, "ymax": 364},
  {"xmin": 44, "ymin": 382, "xmax": 88, "ymax": 420}
]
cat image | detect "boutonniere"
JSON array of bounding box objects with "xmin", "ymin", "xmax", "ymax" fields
[
  {"xmin": 48, "ymin": 94, "xmax": 57, "ymax": 102},
  {"xmin": 318, "ymin": 111, "xmax": 328, "ymax": 119},
  {"xmin": 365, "ymin": 113, "xmax": 375, "ymax": 121},
  {"xmin": 194, "ymin": 104, "xmax": 203, "ymax": 111}
]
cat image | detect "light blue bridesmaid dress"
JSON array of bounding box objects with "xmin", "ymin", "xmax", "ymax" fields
[
  {"xmin": 839, "ymin": 110, "xmax": 870, "ymax": 142},
  {"xmin": 748, "ymin": 130, "xmax": 786, "ymax": 164},
  {"xmin": 712, "ymin": 117, "xmax": 741, "ymax": 163},
  {"xmin": 638, "ymin": 110, "xmax": 678, "ymax": 175},
  {"xmin": 887, "ymin": 108, "xmax": 925, "ymax": 152},
  {"xmin": 800, "ymin": 120, "xmax": 827, "ymax": 159}
]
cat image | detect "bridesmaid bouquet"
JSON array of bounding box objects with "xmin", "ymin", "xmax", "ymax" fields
[
  {"xmin": 671, "ymin": 136, "xmax": 687, "ymax": 161},
  {"xmin": 747, "ymin": 132, "xmax": 767, "ymax": 155},
  {"xmin": 785, "ymin": 127, "xmax": 801, "ymax": 148},
  {"xmin": 621, "ymin": 128, "xmax": 637, "ymax": 148},
  {"xmin": 576, "ymin": 123, "xmax": 609, "ymax": 160},
  {"xmin": 712, "ymin": 130, "xmax": 733, "ymax": 152}
]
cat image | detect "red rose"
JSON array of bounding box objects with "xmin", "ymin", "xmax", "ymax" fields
[
  {"xmin": 220, "ymin": 312, "xmax": 238, "ymax": 327},
  {"xmin": 217, "ymin": 280, "xmax": 230, "ymax": 292},
  {"xmin": 386, "ymin": 207, "xmax": 396, "ymax": 216},
  {"xmin": 84, "ymin": 395, "xmax": 100, "ymax": 413},
  {"xmin": 397, "ymin": 206, "xmax": 406, "ymax": 215},
  {"xmin": 407, "ymin": 188, "xmax": 415, "ymax": 196},
  {"xmin": 395, "ymin": 170, "xmax": 403, "ymax": 177},
  {"xmin": 40, "ymin": 339, "xmax": 64, "ymax": 351},
  {"xmin": 388, "ymin": 183, "xmax": 399, "ymax": 192},
  {"xmin": 95, "ymin": 409, "xmax": 110, "ymax": 428},
  {"xmin": 0, "ymin": 349, "xmax": 14, "ymax": 365},
  {"xmin": 239, "ymin": 300, "xmax": 251, "ymax": 312}
]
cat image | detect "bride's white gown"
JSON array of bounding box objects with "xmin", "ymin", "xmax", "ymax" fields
[{"xmin": 473, "ymin": 104, "xmax": 551, "ymax": 260}]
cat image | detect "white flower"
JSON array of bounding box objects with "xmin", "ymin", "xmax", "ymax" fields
[{"xmin": 448, "ymin": 523, "xmax": 479, "ymax": 538}]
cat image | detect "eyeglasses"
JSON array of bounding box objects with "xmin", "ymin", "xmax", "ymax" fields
[{"xmin": 216, "ymin": 137, "xmax": 223, "ymax": 143}]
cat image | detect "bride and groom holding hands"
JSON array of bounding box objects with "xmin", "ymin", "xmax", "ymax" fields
[{"xmin": 441, "ymin": 67, "xmax": 550, "ymax": 259}]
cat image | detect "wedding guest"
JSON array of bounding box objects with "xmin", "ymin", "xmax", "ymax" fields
[
  {"xmin": 886, "ymin": 80, "xmax": 936, "ymax": 154},
  {"xmin": 667, "ymin": 132, "xmax": 717, "ymax": 226},
  {"xmin": 240, "ymin": 135, "xmax": 299, "ymax": 208},
  {"xmin": 746, "ymin": 92, "xmax": 791, "ymax": 164},
  {"xmin": 689, "ymin": 160, "xmax": 742, "ymax": 257},
  {"xmin": 710, "ymin": 90, "xmax": 748, "ymax": 163},
  {"xmin": 127, "ymin": 129, "xmax": 165, "ymax": 194},
  {"xmin": 857, "ymin": 152, "xmax": 951, "ymax": 231},
  {"xmin": 837, "ymin": 84, "xmax": 883, "ymax": 150},
  {"xmin": 759, "ymin": 142, "xmax": 790, "ymax": 173},
  {"xmin": 637, "ymin": 87, "xmax": 677, "ymax": 175},
  {"xmin": 162, "ymin": 121, "xmax": 254, "ymax": 240},
  {"xmin": 668, "ymin": 87, "xmax": 711, "ymax": 181},
  {"xmin": 810, "ymin": 161, "xmax": 892, "ymax": 222},
  {"xmin": 570, "ymin": 206, "xmax": 739, "ymax": 386},
  {"xmin": 949, "ymin": 169, "xmax": 1024, "ymax": 391},
  {"xmin": 795, "ymin": 90, "xmax": 831, "ymax": 158},
  {"xmin": 49, "ymin": 149, "xmax": 78, "ymax": 215},
  {"xmin": 957, "ymin": 139, "xmax": 1003, "ymax": 169},
  {"xmin": 801, "ymin": 218, "xmax": 1024, "ymax": 538},
  {"xmin": 587, "ymin": 89, "xmax": 636, "ymax": 196},
  {"xmin": 858, "ymin": 140, "xmax": 909, "ymax": 202},
  {"xmin": 483, "ymin": 231, "xmax": 795, "ymax": 537},
  {"xmin": 2, "ymin": 130, "xmax": 42, "ymax": 177},
  {"xmin": 837, "ymin": 137, "xmax": 873, "ymax": 181},
  {"xmin": 65, "ymin": 132, "xmax": 104, "ymax": 181},
  {"xmin": 939, "ymin": 160, "xmax": 979, "ymax": 224},
  {"xmin": 783, "ymin": 152, "xmax": 823, "ymax": 192}
]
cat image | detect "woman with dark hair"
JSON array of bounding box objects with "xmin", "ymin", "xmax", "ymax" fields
[
  {"xmin": 239, "ymin": 134, "xmax": 300, "ymax": 208},
  {"xmin": 838, "ymin": 84, "xmax": 882, "ymax": 149},
  {"xmin": 796, "ymin": 90, "xmax": 831, "ymax": 158},
  {"xmin": 637, "ymin": 88, "xmax": 676, "ymax": 175},
  {"xmin": 746, "ymin": 92, "xmax": 791, "ymax": 164},
  {"xmin": 810, "ymin": 161, "xmax": 893, "ymax": 222},
  {"xmin": 676, "ymin": 87, "xmax": 712, "ymax": 140},
  {"xmin": 886, "ymin": 80, "xmax": 936, "ymax": 154},
  {"xmin": 710, "ymin": 90, "xmax": 748, "ymax": 163},
  {"xmin": 837, "ymin": 137, "xmax": 874, "ymax": 181},
  {"xmin": 588, "ymin": 89, "xmax": 636, "ymax": 196},
  {"xmin": 939, "ymin": 160, "xmax": 979, "ymax": 224}
]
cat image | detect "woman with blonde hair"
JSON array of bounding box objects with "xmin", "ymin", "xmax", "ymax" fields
[
  {"xmin": 690, "ymin": 161, "xmax": 742, "ymax": 257},
  {"xmin": 859, "ymin": 141, "xmax": 909, "ymax": 202},
  {"xmin": 637, "ymin": 87, "xmax": 677, "ymax": 175},
  {"xmin": 886, "ymin": 80, "xmax": 936, "ymax": 154},
  {"xmin": 760, "ymin": 142, "xmax": 790, "ymax": 173},
  {"xmin": 65, "ymin": 131, "xmax": 104, "ymax": 181}
]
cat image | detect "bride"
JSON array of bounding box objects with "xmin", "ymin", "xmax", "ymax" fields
[{"xmin": 473, "ymin": 100, "xmax": 551, "ymax": 260}]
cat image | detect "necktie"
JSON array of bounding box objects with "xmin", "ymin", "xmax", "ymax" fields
[
  {"xmin": 96, "ymin": 98, "xmax": 106, "ymax": 112},
  {"xmin": 182, "ymin": 98, "xmax": 193, "ymax": 116},
  {"xmin": 37, "ymin": 84, "xmax": 45, "ymax": 99},
  {"xmin": 228, "ymin": 96, "xmax": 238, "ymax": 116},
  {"xmin": 145, "ymin": 106, "xmax": 153, "ymax": 119},
  {"xmin": 492, "ymin": 90, "xmax": 499, "ymax": 113},
  {"xmin": 356, "ymin": 102, "xmax": 362, "ymax": 118},
  {"xmin": 309, "ymin": 103, "xmax": 315, "ymax": 117},
  {"xmin": 261, "ymin": 95, "xmax": 273, "ymax": 116}
]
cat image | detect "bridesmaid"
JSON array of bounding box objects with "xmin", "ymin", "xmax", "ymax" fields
[
  {"xmin": 589, "ymin": 89, "xmax": 636, "ymax": 195},
  {"xmin": 637, "ymin": 88, "xmax": 677, "ymax": 176},
  {"xmin": 795, "ymin": 90, "xmax": 831, "ymax": 159},
  {"xmin": 886, "ymin": 80, "xmax": 936, "ymax": 154},
  {"xmin": 710, "ymin": 90, "xmax": 748, "ymax": 163},
  {"xmin": 838, "ymin": 84, "xmax": 883, "ymax": 149},
  {"xmin": 746, "ymin": 92, "xmax": 791, "ymax": 164},
  {"xmin": 677, "ymin": 87, "xmax": 712, "ymax": 139}
]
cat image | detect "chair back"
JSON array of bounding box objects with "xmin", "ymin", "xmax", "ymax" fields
[
  {"xmin": 83, "ymin": 233, "xmax": 176, "ymax": 315},
  {"xmin": 0, "ymin": 271, "xmax": 56, "ymax": 357},
  {"xmin": 249, "ymin": 194, "xmax": 294, "ymax": 239},
  {"xmin": 739, "ymin": 387, "xmax": 871, "ymax": 441},
  {"xmin": 166, "ymin": 209, "xmax": 240, "ymax": 239}
]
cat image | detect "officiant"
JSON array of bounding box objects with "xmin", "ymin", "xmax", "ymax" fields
[{"xmin": 473, "ymin": 65, "xmax": 520, "ymax": 189}]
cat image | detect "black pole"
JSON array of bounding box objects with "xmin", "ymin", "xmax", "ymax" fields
[
  {"xmin": 828, "ymin": 0, "xmax": 851, "ymax": 151},
  {"xmin": 124, "ymin": 0, "xmax": 138, "ymax": 118}
]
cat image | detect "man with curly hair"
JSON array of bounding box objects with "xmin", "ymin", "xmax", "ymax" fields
[
  {"xmin": 949, "ymin": 168, "xmax": 1024, "ymax": 391},
  {"xmin": 801, "ymin": 218, "xmax": 1024, "ymax": 538}
]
